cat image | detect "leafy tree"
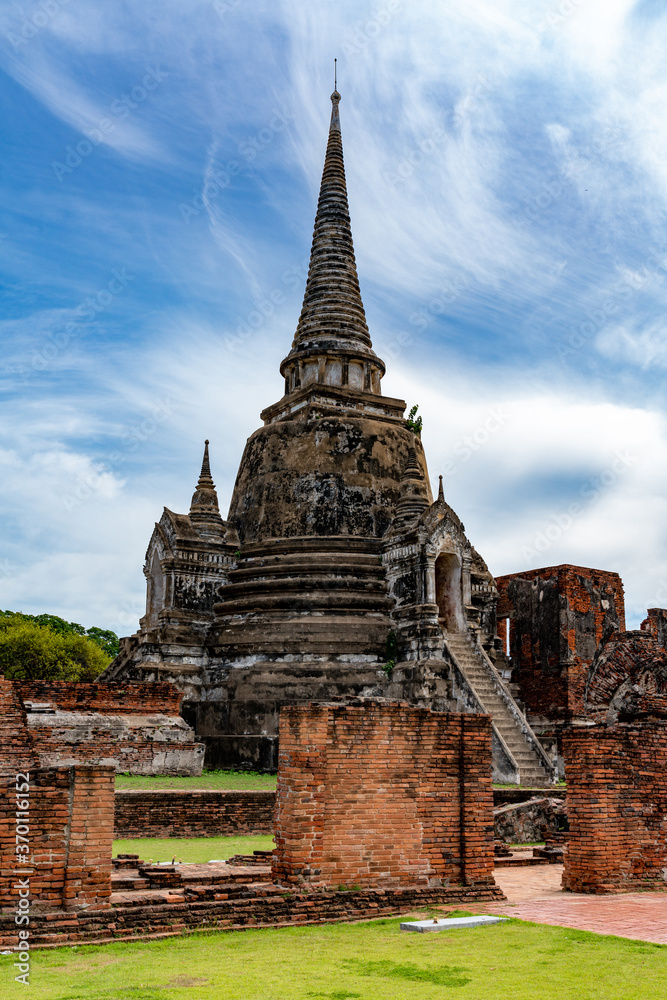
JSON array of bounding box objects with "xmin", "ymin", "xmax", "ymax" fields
[
  {"xmin": 84, "ymin": 627, "xmax": 120, "ymax": 658},
  {"xmin": 31, "ymin": 614, "xmax": 86, "ymax": 636},
  {"xmin": 0, "ymin": 612, "xmax": 115, "ymax": 681},
  {"xmin": 0, "ymin": 611, "xmax": 119, "ymax": 657}
]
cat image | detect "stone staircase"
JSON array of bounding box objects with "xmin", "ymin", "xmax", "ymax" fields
[{"xmin": 445, "ymin": 631, "xmax": 554, "ymax": 787}]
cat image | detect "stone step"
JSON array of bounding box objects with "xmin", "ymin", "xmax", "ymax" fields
[{"xmin": 445, "ymin": 631, "xmax": 550, "ymax": 784}]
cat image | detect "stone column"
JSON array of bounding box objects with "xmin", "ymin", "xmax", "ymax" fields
[
  {"xmin": 425, "ymin": 550, "xmax": 436, "ymax": 605},
  {"xmin": 462, "ymin": 555, "xmax": 472, "ymax": 607}
]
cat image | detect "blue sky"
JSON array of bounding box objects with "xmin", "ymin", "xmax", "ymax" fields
[{"xmin": 2, "ymin": 0, "xmax": 667, "ymax": 634}]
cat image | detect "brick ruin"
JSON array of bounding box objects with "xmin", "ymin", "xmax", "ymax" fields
[
  {"xmin": 5, "ymin": 86, "xmax": 667, "ymax": 946},
  {"xmin": 272, "ymin": 701, "xmax": 496, "ymax": 889},
  {"xmin": 562, "ymin": 626, "xmax": 667, "ymax": 893},
  {"xmin": 0, "ymin": 700, "xmax": 503, "ymax": 947},
  {"xmin": 0, "ymin": 676, "xmax": 203, "ymax": 776},
  {"xmin": 563, "ymin": 720, "xmax": 667, "ymax": 893},
  {"xmin": 0, "ymin": 766, "xmax": 114, "ymax": 917},
  {"xmin": 495, "ymin": 565, "xmax": 625, "ymax": 765}
]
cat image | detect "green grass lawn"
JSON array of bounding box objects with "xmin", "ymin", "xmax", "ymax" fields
[
  {"xmin": 113, "ymin": 834, "xmax": 274, "ymax": 863},
  {"xmin": 115, "ymin": 769, "xmax": 277, "ymax": 791},
  {"xmin": 1, "ymin": 914, "xmax": 663, "ymax": 1000}
]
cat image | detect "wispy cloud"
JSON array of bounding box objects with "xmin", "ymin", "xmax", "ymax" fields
[{"xmin": 2, "ymin": 0, "xmax": 667, "ymax": 631}]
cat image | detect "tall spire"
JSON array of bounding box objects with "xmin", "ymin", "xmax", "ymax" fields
[
  {"xmin": 189, "ymin": 440, "xmax": 224, "ymax": 536},
  {"xmin": 293, "ymin": 88, "xmax": 371, "ymax": 349},
  {"xmin": 279, "ymin": 88, "xmax": 385, "ymax": 397}
]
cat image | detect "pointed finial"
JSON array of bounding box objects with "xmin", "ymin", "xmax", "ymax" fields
[
  {"xmin": 198, "ymin": 440, "xmax": 213, "ymax": 486},
  {"xmin": 190, "ymin": 439, "xmax": 224, "ymax": 534},
  {"xmin": 438, "ymin": 475, "xmax": 444, "ymax": 501},
  {"xmin": 331, "ymin": 59, "xmax": 341, "ymax": 122}
]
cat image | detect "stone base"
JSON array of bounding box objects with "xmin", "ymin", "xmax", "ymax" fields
[{"xmin": 202, "ymin": 735, "xmax": 279, "ymax": 771}]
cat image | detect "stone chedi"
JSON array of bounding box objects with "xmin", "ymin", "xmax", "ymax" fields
[{"xmin": 105, "ymin": 90, "xmax": 554, "ymax": 785}]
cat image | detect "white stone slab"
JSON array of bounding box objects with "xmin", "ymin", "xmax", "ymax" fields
[{"xmin": 400, "ymin": 915, "xmax": 507, "ymax": 932}]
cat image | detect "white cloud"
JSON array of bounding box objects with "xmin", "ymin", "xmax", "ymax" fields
[
  {"xmin": 596, "ymin": 320, "xmax": 667, "ymax": 368},
  {"xmin": 3, "ymin": 0, "xmax": 667, "ymax": 638}
]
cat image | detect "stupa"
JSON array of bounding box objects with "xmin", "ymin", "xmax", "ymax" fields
[{"xmin": 104, "ymin": 89, "xmax": 555, "ymax": 785}]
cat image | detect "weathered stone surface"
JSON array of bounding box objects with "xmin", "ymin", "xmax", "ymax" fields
[
  {"xmin": 0, "ymin": 679, "xmax": 203, "ymax": 776},
  {"xmin": 496, "ymin": 564, "xmax": 625, "ymax": 726},
  {"xmin": 584, "ymin": 629, "xmax": 667, "ymax": 723},
  {"xmin": 494, "ymin": 797, "xmax": 567, "ymax": 844}
]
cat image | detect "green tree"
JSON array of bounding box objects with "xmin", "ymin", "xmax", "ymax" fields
[
  {"xmin": 84, "ymin": 626, "xmax": 120, "ymax": 658},
  {"xmin": 0, "ymin": 614, "xmax": 112, "ymax": 681},
  {"xmin": 0, "ymin": 610, "xmax": 119, "ymax": 658}
]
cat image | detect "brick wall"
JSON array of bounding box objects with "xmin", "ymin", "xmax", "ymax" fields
[
  {"xmin": 0, "ymin": 766, "xmax": 114, "ymax": 914},
  {"xmin": 272, "ymin": 701, "xmax": 495, "ymax": 889},
  {"xmin": 114, "ymin": 789, "xmax": 275, "ymax": 838},
  {"xmin": 17, "ymin": 681, "xmax": 183, "ymax": 715},
  {"xmin": 0, "ymin": 680, "xmax": 204, "ymax": 776},
  {"xmin": 641, "ymin": 608, "xmax": 667, "ymax": 652},
  {"xmin": 584, "ymin": 630, "xmax": 667, "ymax": 721},
  {"xmin": 496, "ymin": 565, "xmax": 625, "ymax": 722},
  {"xmin": 562, "ymin": 721, "xmax": 667, "ymax": 893},
  {"xmin": 0, "ymin": 678, "xmax": 36, "ymax": 771}
]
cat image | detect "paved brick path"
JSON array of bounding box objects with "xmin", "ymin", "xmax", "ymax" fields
[{"xmin": 464, "ymin": 866, "xmax": 667, "ymax": 944}]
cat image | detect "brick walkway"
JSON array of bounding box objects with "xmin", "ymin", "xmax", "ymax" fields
[{"xmin": 463, "ymin": 866, "xmax": 667, "ymax": 944}]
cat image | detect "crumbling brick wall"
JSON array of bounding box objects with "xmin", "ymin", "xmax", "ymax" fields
[
  {"xmin": 0, "ymin": 680, "xmax": 203, "ymax": 776},
  {"xmin": 562, "ymin": 721, "xmax": 667, "ymax": 893},
  {"xmin": 496, "ymin": 565, "xmax": 625, "ymax": 722},
  {"xmin": 584, "ymin": 630, "xmax": 667, "ymax": 722},
  {"xmin": 0, "ymin": 678, "xmax": 36, "ymax": 771},
  {"xmin": 17, "ymin": 681, "xmax": 183, "ymax": 715},
  {"xmin": 0, "ymin": 766, "xmax": 114, "ymax": 916},
  {"xmin": 641, "ymin": 608, "xmax": 667, "ymax": 652},
  {"xmin": 272, "ymin": 701, "xmax": 495, "ymax": 889}
]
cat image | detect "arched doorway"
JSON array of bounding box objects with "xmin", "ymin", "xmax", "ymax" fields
[{"xmin": 435, "ymin": 552, "xmax": 465, "ymax": 632}]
